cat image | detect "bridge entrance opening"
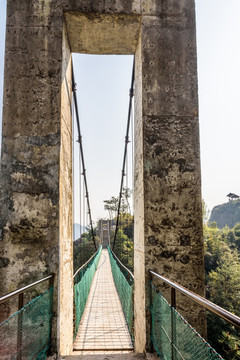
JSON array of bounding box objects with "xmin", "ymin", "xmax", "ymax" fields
[
  {"xmin": 71, "ymin": 55, "xmax": 135, "ymax": 352},
  {"xmin": 60, "ymin": 13, "xmax": 143, "ymax": 353},
  {"xmin": 72, "ymin": 54, "xmax": 134, "ymax": 272}
]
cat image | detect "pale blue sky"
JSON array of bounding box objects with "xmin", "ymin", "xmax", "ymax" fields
[
  {"xmin": 72, "ymin": 54, "xmax": 134, "ymax": 224},
  {"xmin": 196, "ymin": 0, "xmax": 240, "ymax": 214},
  {"xmin": 0, "ymin": 1, "xmax": 240, "ymax": 221}
]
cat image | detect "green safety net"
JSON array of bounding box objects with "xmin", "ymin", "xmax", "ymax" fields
[
  {"xmin": 151, "ymin": 284, "xmax": 224, "ymax": 360},
  {"xmin": 108, "ymin": 246, "xmax": 134, "ymax": 342},
  {"xmin": 0, "ymin": 287, "xmax": 53, "ymax": 360},
  {"xmin": 73, "ymin": 246, "xmax": 102, "ymax": 339}
]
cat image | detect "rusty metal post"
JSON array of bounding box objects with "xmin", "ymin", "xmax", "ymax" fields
[
  {"xmin": 17, "ymin": 293, "xmax": 23, "ymax": 360},
  {"xmin": 130, "ymin": 280, "xmax": 134, "ymax": 341},
  {"xmin": 171, "ymin": 287, "xmax": 176, "ymax": 360},
  {"xmin": 48, "ymin": 275, "xmax": 54, "ymax": 355},
  {"xmin": 148, "ymin": 271, "xmax": 154, "ymax": 353}
]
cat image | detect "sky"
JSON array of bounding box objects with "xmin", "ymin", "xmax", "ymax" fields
[
  {"xmin": 0, "ymin": 1, "xmax": 240, "ymax": 222},
  {"xmin": 71, "ymin": 54, "xmax": 134, "ymax": 225}
]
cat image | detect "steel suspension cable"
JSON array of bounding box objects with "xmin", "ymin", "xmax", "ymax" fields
[
  {"xmin": 79, "ymin": 138, "xmax": 83, "ymax": 263},
  {"xmin": 131, "ymin": 106, "xmax": 134, "ymax": 211},
  {"xmin": 83, "ymin": 184, "xmax": 85, "ymax": 230},
  {"xmin": 112, "ymin": 57, "xmax": 135, "ymax": 251},
  {"xmin": 123, "ymin": 148, "xmax": 130, "ymax": 266},
  {"xmin": 72, "ymin": 91, "xmax": 75, "ymax": 241},
  {"xmin": 79, "ymin": 133, "xmax": 82, "ymax": 239},
  {"xmin": 72, "ymin": 63, "xmax": 97, "ymax": 251}
]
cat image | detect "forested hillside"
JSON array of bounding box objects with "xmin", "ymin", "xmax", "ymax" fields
[
  {"xmin": 204, "ymin": 221, "xmax": 240, "ymax": 359},
  {"xmin": 209, "ymin": 200, "xmax": 240, "ymax": 228}
]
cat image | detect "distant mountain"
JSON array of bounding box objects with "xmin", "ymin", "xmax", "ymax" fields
[
  {"xmin": 209, "ymin": 200, "xmax": 240, "ymax": 229},
  {"xmin": 73, "ymin": 223, "xmax": 86, "ymax": 241}
]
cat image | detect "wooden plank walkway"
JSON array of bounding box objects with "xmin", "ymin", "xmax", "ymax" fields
[{"xmin": 73, "ymin": 249, "xmax": 133, "ymax": 352}]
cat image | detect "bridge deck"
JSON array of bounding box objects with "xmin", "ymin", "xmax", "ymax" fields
[{"xmin": 73, "ymin": 249, "xmax": 133, "ymax": 352}]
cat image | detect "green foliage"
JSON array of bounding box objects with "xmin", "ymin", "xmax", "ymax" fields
[
  {"xmin": 121, "ymin": 187, "xmax": 132, "ymax": 213},
  {"xmin": 219, "ymin": 332, "xmax": 240, "ymax": 359},
  {"xmin": 73, "ymin": 226, "xmax": 100, "ymax": 273},
  {"xmin": 234, "ymin": 224, "xmax": 240, "ymax": 239},
  {"xmin": 104, "ymin": 187, "xmax": 132, "ymax": 219},
  {"xmin": 108, "ymin": 247, "xmax": 134, "ymax": 341},
  {"xmin": 111, "ymin": 213, "xmax": 134, "ymax": 272},
  {"xmin": 227, "ymin": 230, "xmax": 235, "ymax": 244},
  {"xmin": 73, "ymin": 247, "xmax": 102, "ymax": 339},
  {"xmin": 209, "ymin": 221, "xmax": 218, "ymax": 228},
  {"xmin": 104, "ymin": 196, "xmax": 118, "ymax": 219},
  {"xmin": 202, "ymin": 199, "xmax": 210, "ymax": 224},
  {"xmin": 104, "ymin": 189, "xmax": 133, "ymax": 271},
  {"xmin": 114, "ymin": 228, "xmax": 133, "ymax": 272},
  {"xmin": 151, "ymin": 284, "xmax": 223, "ymax": 360},
  {"xmin": 204, "ymin": 222, "xmax": 240, "ymax": 359},
  {"xmin": 207, "ymin": 314, "xmax": 240, "ymax": 360},
  {"xmin": 207, "ymin": 253, "xmax": 240, "ymax": 312},
  {"xmin": 204, "ymin": 225, "xmax": 233, "ymax": 276},
  {"xmin": 0, "ymin": 287, "xmax": 53, "ymax": 359}
]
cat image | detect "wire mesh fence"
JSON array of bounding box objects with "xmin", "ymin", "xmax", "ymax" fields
[
  {"xmin": 73, "ymin": 246, "xmax": 102, "ymax": 340},
  {"xmin": 151, "ymin": 284, "xmax": 224, "ymax": 360},
  {"xmin": 0, "ymin": 287, "xmax": 53, "ymax": 359},
  {"xmin": 108, "ymin": 246, "xmax": 134, "ymax": 342}
]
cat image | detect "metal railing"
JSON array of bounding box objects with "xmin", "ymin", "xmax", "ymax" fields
[
  {"xmin": 149, "ymin": 270, "xmax": 240, "ymax": 329},
  {"xmin": 73, "ymin": 246, "xmax": 102, "ymax": 338},
  {"xmin": 108, "ymin": 246, "xmax": 134, "ymax": 341},
  {"xmin": 73, "ymin": 249, "xmax": 100, "ymax": 280},
  {"xmin": 0, "ymin": 274, "xmax": 54, "ymax": 306},
  {"xmin": 0, "ymin": 274, "xmax": 54, "ymax": 359},
  {"xmin": 110, "ymin": 247, "xmax": 134, "ymax": 283},
  {"xmin": 149, "ymin": 270, "xmax": 240, "ymax": 359}
]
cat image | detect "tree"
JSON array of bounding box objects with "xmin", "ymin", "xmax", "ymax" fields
[
  {"xmin": 233, "ymin": 223, "xmax": 240, "ymax": 239},
  {"xmin": 203, "ymin": 222, "xmax": 240, "ymax": 359},
  {"xmin": 113, "ymin": 227, "xmax": 134, "ymax": 272},
  {"xmin": 103, "ymin": 191, "xmax": 134, "ymax": 271},
  {"xmin": 207, "ymin": 252, "xmax": 240, "ymax": 313},
  {"xmin": 103, "ymin": 196, "xmax": 118, "ymax": 220},
  {"xmin": 73, "ymin": 226, "xmax": 100, "ymax": 272},
  {"xmin": 121, "ymin": 187, "xmax": 132, "ymax": 214},
  {"xmin": 204, "ymin": 224, "xmax": 232, "ymax": 276},
  {"xmin": 104, "ymin": 188, "xmax": 132, "ymax": 219},
  {"xmin": 202, "ymin": 199, "xmax": 210, "ymax": 224},
  {"xmin": 207, "ymin": 253, "xmax": 240, "ymax": 359}
]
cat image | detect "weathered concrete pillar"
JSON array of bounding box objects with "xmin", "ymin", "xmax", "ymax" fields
[
  {"xmin": 0, "ymin": 1, "xmax": 73, "ymax": 354},
  {"xmin": 134, "ymin": 0, "xmax": 205, "ymax": 352}
]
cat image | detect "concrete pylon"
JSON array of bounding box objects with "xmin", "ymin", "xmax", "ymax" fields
[{"xmin": 0, "ymin": 0, "xmax": 204, "ymax": 355}]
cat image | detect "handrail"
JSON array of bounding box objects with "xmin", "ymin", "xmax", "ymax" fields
[
  {"xmin": 0, "ymin": 274, "xmax": 54, "ymax": 304},
  {"xmin": 73, "ymin": 246, "xmax": 100, "ymax": 279},
  {"xmin": 0, "ymin": 274, "xmax": 54, "ymax": 359},
  {"xmin": 149, "ymin": 270, "xmax": 240, "ymax": 329},
  {"xmin": 109, "ymin": 247, "xmax": 134, "ymax": 280}
]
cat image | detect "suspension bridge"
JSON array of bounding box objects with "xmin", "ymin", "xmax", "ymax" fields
[
  {"xmin": 1, "ymin": 1, "xmax": 240, "ymax": 359},
  {"xmin": 1, "ymin": 229, "xmax": 240, "ymax": 359},
  {"xmin": 1, "ymin": 59, "xmax": 240, "ymax": 360},
  {"xmin": 73, "ymin": 249, "xmax": 133, "ymax": 352}
]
